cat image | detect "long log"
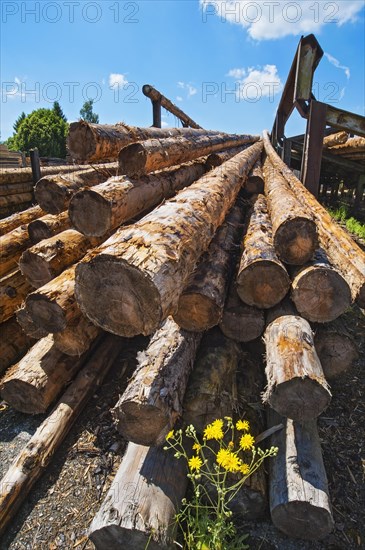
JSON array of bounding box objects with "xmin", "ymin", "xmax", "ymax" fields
[
  {"xmin": 0, "ymin": 333, "xmax": 125, "ymax": 537},
  {"xmin": 19, "ymin": 229, "xmax": 101, "ymax": 288},
  {"xmin": 0, "ymin": 317, "xmax": 33, "ymax": 375},
  {"xmin": 0, "ymin": 205, "xmax": 43, "ymax": 236},
  {"xmin": 183, "ymin": 327, "xmax": 240, "ymax": 433},
  {"xmin": 0, "ymin": 192, "xmax": 33, "ymax": 209},
  {"xmin": 246, "ymin": 158, "xmax": 264, "ymax": 195},
  {"xmin": 53, "ymin": 315, "xmax": 100, "ymax": 356},
  {"xmin": 89, "ymin": 442, "xmax": 187, "ymax": 549},
  {"xmin": 263, "ymin": 305, "xmax": 331, "ymax": 421},
  {"xmin": 69, "ymin": 159, "xmax": 208, "ymax": 237},
  {"xmin": 75, "ymin": 141, "xmax": 263, "ymax": 337},
  {"xmin": 323, "ymin": 131, "xmax": 348, "ymax": 148},
  {"xmin": 0, "ymin": 335, "xmax": 87, "ymax": 414},
  {"xmin": 174, "ymin": 198, "xmax": 247, "ymax": 331},
  {"xmin": 67, "ymin": 120, "xmax": 232, "ymax": 163},
  {"xmin": 0, "ymin": 163, "xmax": 87, "ymax": 185},
  {"xmin": 263, "ymin": 130, "xmax": 365, "ymax": 306},
  {"xmin": 16, "ymin": 306, "xmax": 49, "ymax": 340},
  {"xmin": 263, "ymin": 158, "xmax": 318, "ymax": 265},
  {"xmin": 268, "ymin": 409, "xmax": 334, "ymax": 540},
  {"xmin": 113, "ymin": 317, "xmax": 201, "ymax": 446},
  {"xmin": 0, "ymin": 269, "xmax": 32, "ymax": 323},
  {"xmin": 205, "ymin": 146, "xmax": 248, "ymax": 170},
  {"xmin": 142, "ymin": 84, "xmax": 202, "ymax": 129},
  {"xmin": 28, "ymin": 211, "xmax": 71, "ymax": 243},
  {"xmin": 314, "ymin": 319, "xmax": 359, "ymax": 379},
  {"xmin": 0, "ymin": 181, "xmax": 34, "ymax": 196},
  {"xmin": 291, "ymin": 248, "xmax": 351, "ymax": 323},
  {"xmin": 35, "ymin": 163, "xmax": 118, "ymax": 214},
  {"xmin": 118, "ymin": 133, "xmax": 259, "ymax": 176},
  {"xmin": 0, "ymin": 224, "xmax": 32, "ymax": 277},
  {"xmin": 219, "ymin": 282, "xmax": 265, "ymax": 342},
  {"xmin": 236, "ymin": 194, "xmax": 290, "ymax": 309}
]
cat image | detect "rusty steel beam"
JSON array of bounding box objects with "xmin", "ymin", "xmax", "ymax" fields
[
  {"xmin": 326, "ymin": 106, "xmax": 365, "ymax": 138},
  {"xmin": 142, "ymin": 84, "xmax": 202, "ymax": 129},
  {"xmin": 291, "ymin": 140, "xmax": 364, "ymax": 173},
  {"xmin": 300, "ymin": 101, "xmax": 328, "ymax": 197}
]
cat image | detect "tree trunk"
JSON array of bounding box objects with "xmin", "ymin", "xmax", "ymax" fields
[
  {"xmin": 35, "ymin": 163, "xmax": 118, "ymax": 214},
  {"xmin": 19, "ymin": 229, "xmax": 102, "ymax": 288},
  {"xmin": 263, "ymin": 158, "xmax": 318, "ymax": 265},
  {"xmin": 323, "ymin": 131, "xmax": 348, "ymax": 148},
  {"xmin": 0, "ymin": 334, "xmax": 125, "ymax": 537},
  {"xmin": 28, "ymin": 211, "xmax": 71, "ymax": 243},
  {"xmin": 236, "ymin": 194, "xmax": 290, "ymax": 309},
  {"xmin": 67, "ymin": 119, "xmax": 233, "ymax": 162},
  {"xmin": 89, "ymin": 442, "xmax": 188, "ymax": 550},
  {"xmin": 268, "ymin": 409, "xmax": 334, "ymax": 540},
  {"xmin": 313, "ymin": 318, "xmax": 359, "ymax": 379},
  {"xmin": 290, "ymin": 248, "xmax": 351, "ymax": 323},
  {"xmin": 0, "ymin": 335, "xmax": 88, "ymax": 414},
  {"xmin": 263, "ymin": 130, "xmax": 365, "ymax": 307},
  {"xmin": 0, "ymin": 269, "xmax": 32, "ymax": 323},
  {"xmin": 0, "ymin": 181, "xmax": 34, "ymax": 197},
  {"xmin": 0, "ymin": 193, "xmax": 33, "ymax": 208},
  {"xmin": 0, "ymin": 224, "xmax": 32, "ymax": 277},
  {"xmin": 0, "ymin": 163, "xmax": 89, "ymax": 186},
  {"xmin": 219, "ymin": 283, "xmax": 265, "ymax": 343},
  {"xmin": 69, "ymin": 159, "xmax": 208, "ymax": 237},
  {"xmin": 0, "ymin": 205, "xmax": 43, "ymax": 236},
  {"xmin": 183, "ymin": 328, "xmax": 240, "ymax": 432},
  {"xmin": 205, "ymin": 146, "xmax": 248, "ymax": 169},
  {"xmin": 118, "ymin": 133, "xmax": 259, "ymax": 176},
  {"xmin": 0, "ymin": 317, "xmax": 33, "ymax": 375},
  {"xmin": 75, "ymin": 141, "xmax": 263, "ymax": 337},
  {"xmin": 25, "ymin": 266, "xmax": 79, "ymax": 333},
  {"xmin": 16, "ymin": 306, "xmax": 48, "ymax": 339},
  {"xmin": 53, "ymin": 315, "xmax": 100, "ymax": 356},
  {"xmin": 174, "ymin": 198, "xmax": 246, "ymax": 331},
  {"xmin": 263, "ymin": 313, "xmax": 331, "ymax": 421},
  {"xmin": 246, "ymin": 158, "xmax": 264, "ymax": 195},
  {"xmin": 113, "ymin": 317, "xmax": 201, "ymax": 446}
]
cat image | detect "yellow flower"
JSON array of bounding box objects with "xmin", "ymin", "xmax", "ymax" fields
[
  {"xmin": 240, "ymin": 463, "xmax": 250, "ymax": 475},
  {"xmin": 240, "ymin": 433, "xmax": 255, "ymax": 451},
  {"xmin": 166, "ymin": 430, "xmax": 174, "ymax": 441},
  {"xmin": 216, "ymin": 449, "xmax": 241, "ymax": 472},
  {"xmin": 192, "ymin": 442, "xmax": 202, "ymax": 452},
  {"xmin": 203, "ymin": 419, "xmax": 224, "ymax": 440},
  {"xmin": 188, "ymin": 455, "xmax": 203, "ymax": 472},
  {"xmin": 228, "ymin": 441, "xmax": 234, "ymax": 449},
  {"xmin": 236, "ymin": 419, "xmax": 250, "ymax": 432}
]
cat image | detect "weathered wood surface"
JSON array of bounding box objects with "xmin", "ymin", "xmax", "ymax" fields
[
  {"xmin": 118, "ymin": 133, "xmax": 259, "ymax": 176},
  {"xmin": 0, "ymin": 335, "xmax": 86, "ymax": 414},
  {"xmin": 89, "ymin": 442, "xmax": 188, "ymax": 550},
  {"xmin": 263, "ymin": 310, "xmax": 331, "ymax": 421},
  {"xmin": 0, "ymin": 334, "xmax": 125, "ymax": 537},
  {"xmin": 67, "ymin": 120, "xmax": 231, "ymax": 162},
  {"xmin": 0, "ymin": 224, "xmax": 32, "ymax": 277},
  {"xmin": 268, "ymin": 409, "xmax": 334, "ymax": 540},
  {"xmin": 53, "ymin": 315, "xmax": 100, "ymax": 356},
  {"xmin": 19, "ymin": 229, "xmax": 101, "ymax": 288},
  {"xmin": 263, "ymin": 158, "xmax": 318, "ymax": 265},
  {"xmin": 0, "ymin": 192, "xmax": 33, "ymax": 208},
  {"xmin": 75, "ymin": 141, "xmax": 263, "ymax": 337},
  {"xmin": 219, "ymin": 282, "xmax": 265, "ymax": 342},
  {"xmin": 0, "ymin": 163, "xmax": 87, "ymax": 185},
  {"xmin": 16, "ymin": 306, "xmax": 48, "ymax": 340},
  {"xmin": 236, "ymin": 194, "xmax": 290, "ymax": 309},
  {"xmin": 113, "ymin": 317, "xmax": 201, "ymax": 446},
  {"xmin": 35, "ymin": 163, "xmax": 118, "ymax": 214},
  {"xmin": 28, "ymin": 211, "xmax": 71, "ymax": 243},
  {"xmin": 183, "ymin": 328, "xmax": 240, "ymax": 432},
  {"xmin": 323, "ymin": 131, "xmax": 348, "ymax": 148},
  {"xmin": 174, "ymin": 198, "xmax": 246, "ymax": 331},
  {"xmin": 69, "ymin": 159, "xmax": 208, "ymax": 237},
  {"xmin": 328, "ymin": 136, "xmax": 365, "ymax": 155},
  {"xmin": 0, "ymin": 205, "xmax": 43, "ymax": 236},
  {"xmin": 291, "ymin": 248, "xmax": 351, "ymax": 323},
  {"xmin": 0, "ymin": 269, "xmax": 32, "ymax": 323},
  {"xmin": 0, "ymin": 181, "xmax": 34, "ymax": 197},
  {"xmin": 263, "ymin": 130, "xmax": 365, "ymax": 307},
  {"xmin": 246, "ymin": 158, "xmax": 264, "ymax": 195},
  {"xmin": 314, "ymin": 318, "xmax": 359, "ymax": 379},
  {"xmin": 0, "ymin": 317, "xmax": 33, "ymax": 375}
]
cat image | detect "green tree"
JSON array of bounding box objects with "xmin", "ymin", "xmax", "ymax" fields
[
  {"xmin": 53, "ymin": 101, "xmax": 67, "ymax": 122},
  {"xmin": 13, "ymin": 111, "xmax": 26, "ymax": 133},
  {"xmin": 80, "ymin": 100, "xmax": 99, "ymax": 123}
]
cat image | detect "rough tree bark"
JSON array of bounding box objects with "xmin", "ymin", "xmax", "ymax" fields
[
  {"xmin": 245, "ymin": 158, "xmax": 265, "ymax": 195},
  {"xmin": 0, "ymin": 193, "xmax": 33, "ymax": 209},
  {"xmin": 0, "ymin": 164, "xmax": 88, "ymax": 186},
  {"xmin": 69, "ymin": 159, "xmax": 208, "ymax": 237},
  {"xmin": 0, "ymin": 269, "xmax": 32, "ymax": 323},
  {"xmin": 0, "ymin": 224, "xmax": 32, "ymax": 277},
  {"xmin": 0, "ymin": 317, "xmax": 33, "ymax": 375},
  {"xmin": 0, "ymin": 334, "xmax": 125, "ymax": 537},
  {"xmin": 28, "ymin": 211, "xmax": 71, "ymax": 243},
  {"xmin": 112, "ymin": 317, "xmax": 201, "ymax": 446},
  {"xmin": 323, "ymin": 131, "xmax": 348, "ymax": 148},
  {"xmin": 0, "ymin": 205, "xmax": 43, "ymax": 236},
  {"xmin": 236, "ymin": 194, "xmax": 290, "ymax": 309},
  {"xmin": 219, "ymin": 283, "xmax": 265, "ymax": 343},
  {"xmin": 0, "ymin": 181, "xmax": 34, "ymax": 197},
  {"xmin": 75, "ymin": 141, "xmax": 263, "ymax": 337},
  {"xmin": 118, "ymin": 133, "xmax": 259, "ymax": 176}
]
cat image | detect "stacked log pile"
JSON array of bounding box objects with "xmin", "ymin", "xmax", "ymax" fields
[{"xmin": 0, "ymin": 122, "xmax": 363, "ymax": 547}]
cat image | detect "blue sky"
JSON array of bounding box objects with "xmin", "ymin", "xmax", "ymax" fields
[{"xmin": 1, "ymin": 1, "xmax": 364, "ymax": 140}]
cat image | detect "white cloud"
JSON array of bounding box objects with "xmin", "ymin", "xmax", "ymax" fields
[
  {"xmin": 227, "ymin": 64, "xmax": 283, "ymax": 100},
  {"xmin": 176, "ymin": 96, "xmax": 183, "ymax": 102},
  {"xmin": 324, "ymin": 53, "xmax": 351, "ymax": 79},
  {"xmin": 109, "ymin": 73, "xmax": 128, "ymax": 88},
  {"xmin": 161, "ymin": 120, "xmax": 169, "ymax": 127},
  {"xmin": 339, "ymin": 87, "xmax": 346, "ymax": 101},
  {"xmin": 200, "ymin": 1, "xmax": 364, "ymax": 41},
  {"xmin": 177, "ymin": 82, "xmax": 198, "ymax": 98}
]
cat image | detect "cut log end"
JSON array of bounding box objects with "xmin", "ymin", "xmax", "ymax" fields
[
  {"xmin": 28, "ymin": 220, "xmax": 53, "ymax": 243},
  {"xmin": 34, "ymin": 180, "xmax": 66, "ymax": 215},
  {"xmin": 26, "ymin": 296, "xmax": 67, "ymax": 333},
  {"xmin": 174, "ymin": 293, "xmax": 220, "ymax": 331},
  {"xmin": 236, "ymin": 260, "xmax": 290, "ymax": 309},
  {"xmin": 76, "ymin": 258, "xmax": 162, "ymax": 337},
  {"xmin": 357, "ymin": 285, "xmax": 365, "ymax": 309},
  {"xmin": 115, "ymin": 403, "xmax": 172, "ymax": 447},
  {"xmin": 314, "ymin": 331, "xmax": 359, "ymax": 379},
  {"xmin": 269, "ymin": 377, "xmax": 331, "ymax": 421},
  {"xmin": 118, "ymin": 143, "xmax": 148, "ymax": 177},
  {"xmin": 19, "ymin": 251, "xmax": 52, "ymax": 288},
  {"xmin": 1, "ymin": 379, "xmax": 46, "ymax": 414},
  {"xmin": 274, "ymin": 218, "xmax": 318, "ymax": 265},
  {"xmin": 291, "ymin": 266, "xmax": 352, "ymax": 323},
  {"xmin": 271, "ymin": 502, "xmax": 334, "ymax": 540},
  {"xmin": 69, "ymin": 190, "xmax": 111, "ymax": 237},
  {"xmin": 90, "ymin": 527, "xmax": 162, "ymax": 550}
]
